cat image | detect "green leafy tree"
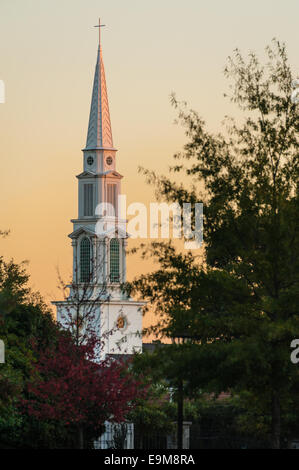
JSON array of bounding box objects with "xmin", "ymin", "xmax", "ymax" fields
[{"xmin": 128, "ymin": 40, "xmax": 299, "ymax": 449}]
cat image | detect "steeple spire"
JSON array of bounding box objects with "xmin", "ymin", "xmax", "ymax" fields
[{"xmin": 85, "ymin": 19, "xmax": 114, "ymax": 150}]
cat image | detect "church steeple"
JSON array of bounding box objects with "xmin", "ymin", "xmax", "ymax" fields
[
  {"xmin": 53, "ymin": 19, "xmax": 144, "ymax": 362},
  {"xmin": 85, "ymin": 19, "xmax": 115, "ymax": 151}
]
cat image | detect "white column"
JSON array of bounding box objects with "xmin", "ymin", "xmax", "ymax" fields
[
  {"xmin": 97, "ymin": 238, "xmax": 107, "ymax": 285},
  {"xmin": 72, "ymin": 239, "xmax": 77, "ymax": 283},
  {"xmin": 105, "ymin": 237, "xmax": 109, "ymax": 285},
  {"xmin": 122, "ymin": 239, "xmax": 127, "ymax": 283},
  {"xmin": 92, "ymin": 237, "xmax": 97, "ymax": 284}
]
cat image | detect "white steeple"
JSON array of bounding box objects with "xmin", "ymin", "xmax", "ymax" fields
[
  {"xmin": 85, "ymin": 38, "xmax": 115, "ymax": 150},
  {"xmin": 53, "ymin": 20, "xmax": 143, "ymax": 359}
]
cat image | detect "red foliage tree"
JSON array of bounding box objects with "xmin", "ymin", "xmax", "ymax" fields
[{"xmin": 22, "ymin": 330, "xmax": 146, "ymax": 448}]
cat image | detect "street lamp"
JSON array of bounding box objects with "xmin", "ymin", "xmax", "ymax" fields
[{"xmin": 172, "ymin": 329, "xmax": 200, "ymax": 450}]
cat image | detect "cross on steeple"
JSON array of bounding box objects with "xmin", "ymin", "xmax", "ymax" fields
[{"xmin": 94, "ymin": 18, "xmax": 106, "ymax": 48}]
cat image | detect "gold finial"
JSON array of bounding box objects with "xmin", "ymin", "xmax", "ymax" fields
[{"xmin": 94, "ymin": 18, "xmax": 106, "ymax": 48}]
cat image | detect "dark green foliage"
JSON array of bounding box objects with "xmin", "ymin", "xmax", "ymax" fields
[
  {"xmin": 190, "ymin": 396, "xmax": 271, "ymax": 449},
  {"xmin": 128, "ymin": 40, "xmax": 299, "ymax": 448}
]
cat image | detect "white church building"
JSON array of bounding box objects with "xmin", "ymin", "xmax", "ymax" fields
[{"xmin": 52, "ymin": 22, "xmax": 144, "ymax": 360}]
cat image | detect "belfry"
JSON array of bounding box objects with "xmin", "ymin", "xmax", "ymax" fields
[{"xmin": 53, "ymin": 20, "xmax": 143, "ymax": 357}]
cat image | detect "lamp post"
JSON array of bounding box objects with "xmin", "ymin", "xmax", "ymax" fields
[
  {"xmin": 172, "ymin": 329, "xmax": 200, "ymax": 450},
  {"xmin": 177, "ymin": 375, "xmax": 184, "ymax": 449},
  {"xmin": 172, "ymin": 332, "xmax": 188, "ymax": 450}
]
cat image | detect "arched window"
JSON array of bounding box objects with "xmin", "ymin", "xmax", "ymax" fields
[
  {"xmin": 110, "ymin": 238, "xmax": 120, "ymax": 283},
  {"xmin": 80, "ymin": 237, "xmax": 91, "ymax": 283}
]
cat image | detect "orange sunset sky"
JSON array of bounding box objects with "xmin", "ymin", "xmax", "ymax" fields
[{"xmin": 0, "ymin": 1, "xmax": 298, "ymax": 322}]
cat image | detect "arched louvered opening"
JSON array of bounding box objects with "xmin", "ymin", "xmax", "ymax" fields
[
  {"xmin": 110, "ymin": 238, "xmax": 120, "ymax": 283},
  {"xmin": 80, "ymin": 237, "xmax": 91, "ymax": 283}
]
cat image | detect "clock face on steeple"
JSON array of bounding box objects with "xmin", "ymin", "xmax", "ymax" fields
[
  {"xmin": 106, "ymin": 156, "xmax": 113, "ymax": 166},
  {"xmin": 87, "ymin": 156, "xmax": 94, "ymax": 166}
]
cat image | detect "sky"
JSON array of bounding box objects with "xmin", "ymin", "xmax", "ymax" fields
[{"xmin": 0, "ymin": 0, "xmax": 298, "ymax": 316}]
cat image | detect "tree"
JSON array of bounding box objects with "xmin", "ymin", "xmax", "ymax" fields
[
  {"xmin": 22, "ymin": 329, "xmax": 146, "ymax": 449},
  {"xmin": 128, "ymin": 40, "xmax": 299, "ymax": 448},
  {"xmin": 0, "ymin": 245, "xmax": 66, "ymax": 448}
]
